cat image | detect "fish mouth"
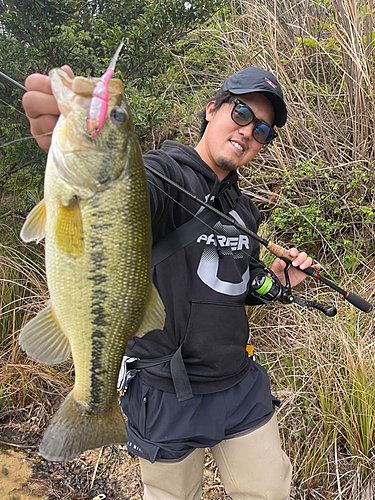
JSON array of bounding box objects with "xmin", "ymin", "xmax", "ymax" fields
[{"xmin": 57, "ymin": 119, "xmax": 110, "ymax": 154}]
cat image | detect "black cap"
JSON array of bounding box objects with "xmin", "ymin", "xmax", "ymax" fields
[{"xmin": 220, "ymin": 67, "xmax": 287, "ymax": 127}]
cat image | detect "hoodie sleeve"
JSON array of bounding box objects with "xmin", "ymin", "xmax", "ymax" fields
[{"xmin": 143, "ymin": 148, "xmax": 194, "ymax": 246}]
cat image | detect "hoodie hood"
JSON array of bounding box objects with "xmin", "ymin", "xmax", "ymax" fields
[
  {"xmin": 143, "ymin": 140, "xmax": 240, "ymax": 245},
  {"xmin": 147, "ymin": 140, "xmax": 239, "ymax": 189}
]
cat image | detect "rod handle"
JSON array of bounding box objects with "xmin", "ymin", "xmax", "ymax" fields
[
  {"xmin": 267, "ymin": 242, "xmax": 320, "ymax": 276},
  {"xmin": 344, "ymin": 292, "xmax": 372, "ymax": 313},
  {"xmin": 267, "ymin": 242, "xmax": 373, "ymax": 313},
  {"xmin": 266, "ymin": 242, "xmax": 292, "ymax": 260}
]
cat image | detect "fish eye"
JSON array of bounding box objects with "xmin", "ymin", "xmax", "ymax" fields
[{"xmin": 111, "ymin": 107, "xmax": 127, "ymax": 124}]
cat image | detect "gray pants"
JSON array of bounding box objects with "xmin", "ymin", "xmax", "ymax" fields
[{"xmin": 139, "ymin": 413, "xmax": 292, "ymax": 500}]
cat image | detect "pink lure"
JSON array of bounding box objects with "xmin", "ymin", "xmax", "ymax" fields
[{"xmin": 87, "ymin": 41, "xmax": 124, "ymax": 138}]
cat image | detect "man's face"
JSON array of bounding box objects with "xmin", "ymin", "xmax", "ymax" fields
[{"xmin": 195, "ymin": 92, "xmax": 275, "ymax": 180}]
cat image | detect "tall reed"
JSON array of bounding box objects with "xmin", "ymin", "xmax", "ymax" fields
[{"xmin": 189, "ymin": 0, "xmax": 375, "ymax": 265}]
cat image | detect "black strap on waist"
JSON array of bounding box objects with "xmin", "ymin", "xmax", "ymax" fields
[
  {"xmin": 130, "ymin": 348, "xmax": 194, "ymax": 402},
  {"xmin": 169, "ymin": 345, "xmax": 193, "ymax": 402},
  {"xmin": 131, "ymin": 354, "xmax": 174, "ymax": 369}
]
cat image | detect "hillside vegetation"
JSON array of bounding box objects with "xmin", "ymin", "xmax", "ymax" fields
[{"xmin": 0, "ymin": 0, "xmax": 374, "ymax": 498}]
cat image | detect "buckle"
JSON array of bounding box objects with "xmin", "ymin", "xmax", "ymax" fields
[{"xmin": 117, "ymin": 356, "xmax": 139, "ymax": 394}]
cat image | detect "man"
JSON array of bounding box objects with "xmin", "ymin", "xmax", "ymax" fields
[{"xmin": 23, "ymin": 65, "xmax": 319, "ymax": 500}]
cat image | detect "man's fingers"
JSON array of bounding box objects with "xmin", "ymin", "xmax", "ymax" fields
[
  {"xmin": 30, "ymin": 114, "xmax": 58, "ymax": 137},
  {"xmin": 23, "ymin": 91, "xmax": 60, "ymax": 119},
  {"xmin": 34, "ymin": 133, "xmax": 53, "ymax": 154},
  {"xmin": 29, "ymin": 114, "xmax": 58, "ymax": 153},
  {"xmin": 294, "ymin": 254, "xmax": 312, "ymax": 269},
  {"xmin": 22, "ymin": 66, "xmax": 74, "ymax": 153},
  {"xmin": 24, "ymin": 66, "xmax": 74, "ymax": 93},
  {"xmin": 61, "ymin": 65, "xmax": 74, "ymax": 79},
  {"xmin": 24, "ymin": 73, "xmax": 53, "ymax": 94}
]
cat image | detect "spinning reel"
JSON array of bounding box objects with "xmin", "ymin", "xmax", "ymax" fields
[{"xmin": 251, "ymin": 259, "xmax": 337, "ymax": 317}]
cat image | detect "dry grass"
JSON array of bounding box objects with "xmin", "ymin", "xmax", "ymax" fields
[
  {"xmin": 246, "ymin": 236, "xmax": 375, "ymax": 499},
  {"xmin": 190, "ymin": 8, "xmax": 375, "ymax": 491},
  {"xmin": 0, "ymin": 237, "xmax": 73, "ymax": 420},
  {"xmin": 180, "ymin": 0, "xmax": 375, "ymax": 264},
  {"xmin": 0, "ymin": 1, "xmax": 374, "ymax": 498}
]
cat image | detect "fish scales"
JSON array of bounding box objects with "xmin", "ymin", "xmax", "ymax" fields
[
  {"xmin": 45, "ymin": 150, "xmax": 150, "ymax": 405},
  {"xmin": 19, "ymin": 70, "xmax": 165, "ymax": 461}
]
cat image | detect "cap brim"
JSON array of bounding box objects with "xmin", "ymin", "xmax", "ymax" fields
[{"xmin": 259, "ymin": 91, "xmax": 287, "ymax": 127}]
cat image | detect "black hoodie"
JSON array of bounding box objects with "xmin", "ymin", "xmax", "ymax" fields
[{"xmin": 125, "ymin": 141, "xmax": 265, "ymax": 395}]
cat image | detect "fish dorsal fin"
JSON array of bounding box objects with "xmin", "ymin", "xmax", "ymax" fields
[
  {"xmin": 19, "ymin": 302, "xmax": 71, "ymax": 364},
  {"xmin": 135, "ymin": 284, "xmax": 166, "ymax": 337},
  {"xmin": 55, "ymin": 197, "xmax": 84, "ymax": 256},
  {"xmin": 20, "ymin": 199, "xmax": 47, "ymax": 243}
]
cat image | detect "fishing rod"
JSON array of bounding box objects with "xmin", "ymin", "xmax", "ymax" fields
[
  {"xmin": 144, "ymin": 163, "xmax": 372, "ymax": 314},
  {"xmin": 4, "ymin": 70, "xmax": 372, "ymax": 313},
  {"xmin": 0, "ymin": 71, "xmax": 27, "ymax": 92}
]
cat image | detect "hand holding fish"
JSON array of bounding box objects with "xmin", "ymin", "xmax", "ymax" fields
[{"xmin": 23, "ymin": 65, "xmax": 73, "ymax": 152}]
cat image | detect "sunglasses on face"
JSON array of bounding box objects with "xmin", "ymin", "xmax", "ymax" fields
[{"xmin": 231, "ymin": 98, "xmax": 277, "ymax": 144}]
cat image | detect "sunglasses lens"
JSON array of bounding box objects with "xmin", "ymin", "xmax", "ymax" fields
[
  {"xmin": 232, "ymin": 103, "xmax": 254, "ymax": 126},
  {"xmin": 254, "ymin": 123, "xmax": 274, "ymax": 144},
  {"xmin": 231, "ymin": 100, "xmax": 276, "ymax": 144}
]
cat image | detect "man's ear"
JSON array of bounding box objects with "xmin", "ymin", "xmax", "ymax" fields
[{"xmin": 205, "ymin": 101, "xmax": 216, "ymax": 122}]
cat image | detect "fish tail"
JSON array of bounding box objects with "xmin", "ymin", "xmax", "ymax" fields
[{"xmin": 39, "ymin": 391, "xmax": 127, "ymax": 462}]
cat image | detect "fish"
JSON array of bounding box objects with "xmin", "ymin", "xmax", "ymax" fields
[{"xmin": 18, "ymin": 69, "xmax": 165, "ymax": 462}]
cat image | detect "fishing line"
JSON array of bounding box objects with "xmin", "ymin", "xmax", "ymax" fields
[
  {"xmin": 0, "ymin": 70, "xmax": 371, "ymax": 313},
  {"xmin": 145, "ymin": 164, "xmax": 372, "ymax": 313},
  {"xmin": 146, "ymin": 177, "xmax": 265, "ymax": 268},
  {"xmin": 147, "ymin": 176, "xmax": 341, "ymax": 317},
  {"xmin": 0, "ymin": 97, "xmax": 26, "ymax": 117},
  {"xmin": 0, "ymin": 132, "xmax": 52, "ymax": 149}
]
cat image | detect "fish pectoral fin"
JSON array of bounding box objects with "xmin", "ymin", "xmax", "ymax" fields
[
  {"xmin": 55, "ymin": 197, "xmax": 84, "ymax": 256},
  {"xmin": 19, "ymin": 302, "xmax": 71, "ymax": 364},
  {"xmin": 135, "ymin": 284, "xmax": 166, "ymax": 337},
  {"xmin": 20, "ymin": 199, "xmax": 47, "ymax": 243}
]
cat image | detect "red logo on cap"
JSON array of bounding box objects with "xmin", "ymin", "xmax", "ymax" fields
[{"xmin": 265, "ymin": 77, "xmax": 277, "ymax": 89}]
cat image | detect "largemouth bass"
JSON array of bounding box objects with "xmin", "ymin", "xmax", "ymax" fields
[{"xmin": 19, "ymin": 69, "xmax": 165, "ymax": 462}]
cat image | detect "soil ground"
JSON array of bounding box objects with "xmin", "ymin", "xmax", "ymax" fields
[{"xmin": 0, "ymin": 410, "xmax": 231, "ymax": 500}]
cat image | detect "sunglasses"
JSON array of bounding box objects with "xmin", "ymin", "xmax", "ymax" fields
[{"xmin": 231, "ymin": 98, "xmax": 277, "ymax": 144}]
